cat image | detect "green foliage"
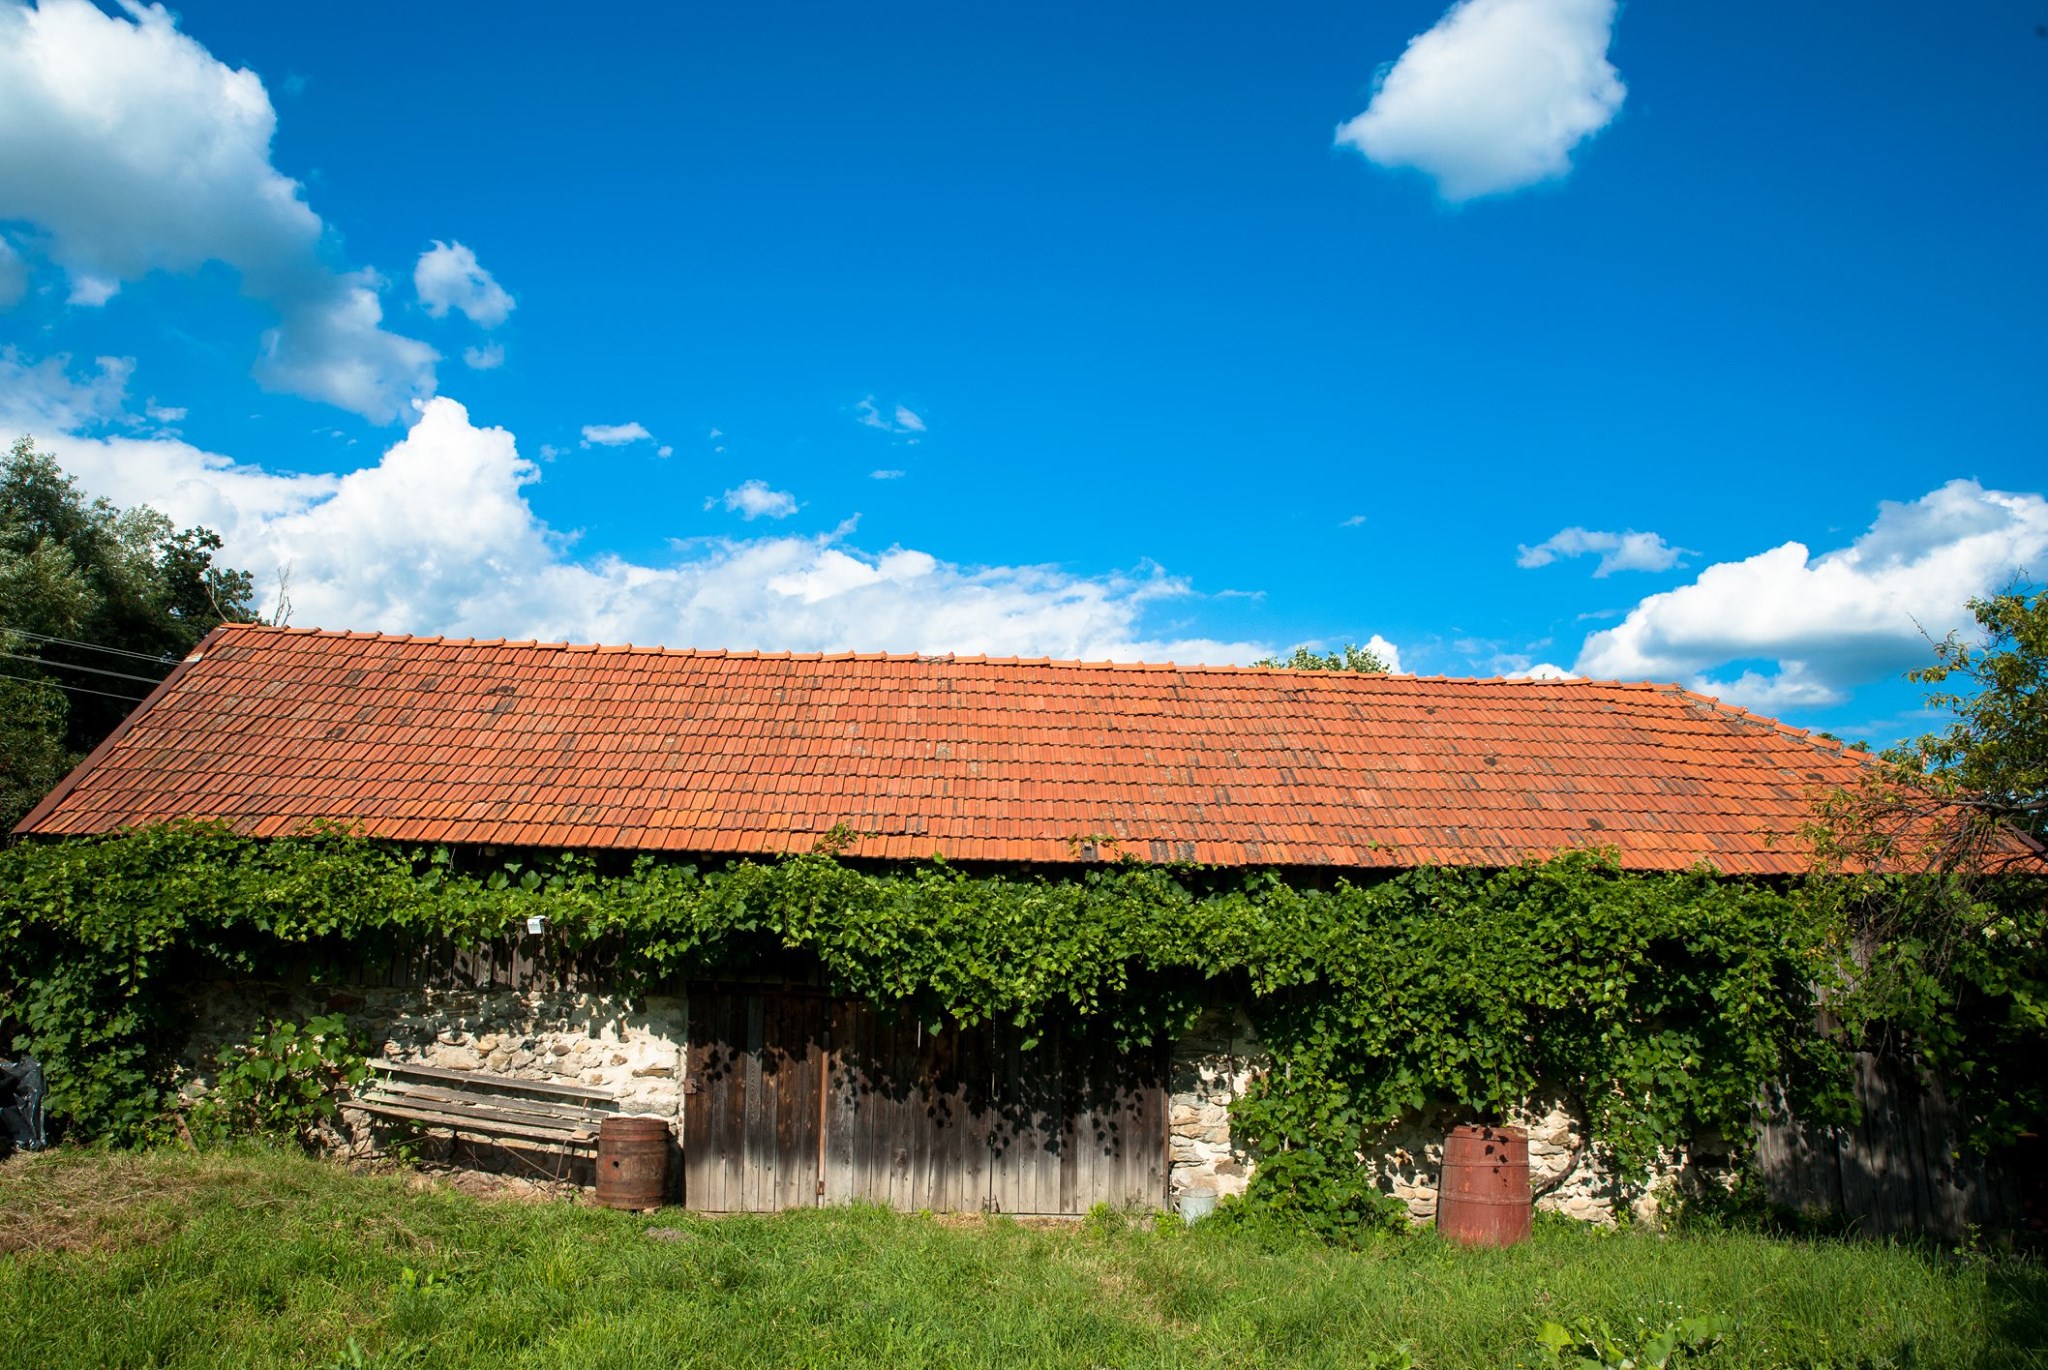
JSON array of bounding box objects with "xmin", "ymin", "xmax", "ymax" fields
[
  {"xmin": 1252, "ymin": 640, "xmax": 1390, "ymax": 672},
  {"xmin": 1807, "ymin": 588, "xmax": 2048, "ymax": 1150},
  {"xmin": 1903, "ymin": 586, "xmax": 2048, "ymax": 845},
  {"xmin": 0, "ymin": 824, "xmax": 1842, "ymax": 1239},
  {"xmin": 193, "ymin": 1014, "xmax": 368, "ymax": 1149},
  {"xmin": 1520, "ymin": 1312, "xmax": 1735, "ymax": 1369},
  {"xmin": 0, "ymin": 673, "xmax": 70, "ymax": 838},
  {"xmin": 1356, "ymin": 1346, "xmax": 1419, "ymax": 1370},
  {"xmin": 0, "ymin": 435, "xmax": 257, "ymax": 829},
  {"xmin": 1227, "ymin": 859, "xmax": 1846, "ymax": 1206}
]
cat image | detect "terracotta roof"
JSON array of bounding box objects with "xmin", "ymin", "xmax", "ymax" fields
[{"xmin": 15, "ymin": 623, "xmax": 1897, "ymax": 874}]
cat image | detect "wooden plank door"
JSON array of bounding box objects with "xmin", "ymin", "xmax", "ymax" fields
[
  {"xmin": 824, "ymin": 1000, "xmax": 997, "ymax": 1212},
  {"xmin": 987, "ymin": 1022, "xmax": 1168, "ymax": 1215},
  {"xmin": 687, "ymin": 987, "xmax": 1167, "ymax": 1216},
  {"xmin": 1065, "ymin": 1027, "xmax": 1169, "ymax": 1213},
  {"xmin": 682, "ymin": 987, "xmax": 828, "ymax": 1212}
]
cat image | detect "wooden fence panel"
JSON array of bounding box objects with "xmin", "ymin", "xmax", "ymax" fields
[{"xmin": 1757, "ymin": 1051, "xmax": 2025, "ymax": 1240}]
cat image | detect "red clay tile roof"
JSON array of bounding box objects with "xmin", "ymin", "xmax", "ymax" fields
[{"xmin": 15, "ymin": 623, "xmax": 1899, "ymax": 874}]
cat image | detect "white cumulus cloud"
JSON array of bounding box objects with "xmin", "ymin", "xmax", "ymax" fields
[
  {"xmin": 0, "ymin": 0, "xmax": 437, "ymax": 420},
  {"xmin": 462, "ymin": 343, "xmax": 505, "ymax": 371},
  {"xmin": 1505, "ymin": 662, "xmax": 1575, "ymax": 681},
  {"xmin": 1517, "ymin": 526, "xmax": 1688, "ymax": 576},
  {"xmin": 0, "ymin": 370, "xmax": 1282, "ymax": 665},
  {"xmin": 1575, "ymin": 480, "xmax": 2048, "ymax": 710},
  {"xmin": 414, "ymin": 240, "xmax": 514, "ymax": 328},
  {"xmin": 0, "ymin": 351, "xmax": 340, "ymax": 560},
  {"xmin": 1335, "ymin": 0, "xmax": 1625, "ymax": 202},
  {"xmin": 710, "ymin": 480, "xmax": 798, "ymax": 521},
  {"xmin": 580, "ymin": 422, "xmax": 653, "ymax": 448}
]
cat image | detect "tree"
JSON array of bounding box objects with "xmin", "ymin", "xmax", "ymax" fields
[
  {"xmin": 1253, "ymin": 642, "xmax": 1390, "ymax": 673},
  {"xmin": 1808, "ymin": 587, "xmax": 2048, "ymax": 1147},
  {"xmin": 0, "ymin": 436, "xmax": 256, "ymax": 831},
  {"xmin": 1900, "ymin": 588, "xmax": 2047, "ymax": 848}
]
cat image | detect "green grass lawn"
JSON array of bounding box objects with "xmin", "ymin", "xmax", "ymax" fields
[{"xmin": 0, "ymin": 1147, "xmax": 2041, "ymax": 1369}]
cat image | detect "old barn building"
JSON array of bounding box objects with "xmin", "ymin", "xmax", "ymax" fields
[{"xmin": 17, "ymin": 623, "xmax": 1889, "ymax": 1220}]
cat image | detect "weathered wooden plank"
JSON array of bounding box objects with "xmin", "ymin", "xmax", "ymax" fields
[
  {"xmin": 773, "ymin": 993, "xmax": 823, "ymax": 1208},
  {"xmin": 680, "ymin": 989, "xmax": 715, "ymax": 1210},
  {"xmin": 992, "ymin": 1023, "xmax": 1063, "ymax": 1215},
  {"xmin": 1836, "ymin": 1055, "xmax": 1882, "ymax": 1232},
  {"xmin": 953, "ymin": 1019, "xmax": 993, "ymax": 1213},
  {"xmin": 871, "ymin": 1004, "xmax": 903, "ymax": 1209},
  {"xmin": 1058, "ymin": 1025, "xmax": 1083, "ymax": 1216},
  {"xmin": 740, "ymin": 992, "xmax": 768, "ymax": 1212},
  {"xmin": 932, "ymin": 1021, "xmax": 974, "ymax": 1213},
  {"xmin": 362, "ymin": 1084, "xmax": 604, "ymax": 1129},
  {"xmin": 690, "ymin": 988, "xmax": 745, "ymax": 1212},
  {"xmin": 881, "ymin": 1012, "xmax": 913, "ymax": 1211},
  {"xmin": 353, "ymin": 1100, "xmax": 597, "ymax": 1146},
  {"xmin": 823, "ymin": 997, "xmax": 858, "ymax": 1206},
  {"xmin": 366, "ymin": 1059, "xmax": 615, "ymax": 1102},
  {"xmin": 845, "ymin": 997, "xmax": 882, "ymax": 1207},
  {"xmin": 911, "ymin": 1018, "xmax": 942, "ymax": 1210}
]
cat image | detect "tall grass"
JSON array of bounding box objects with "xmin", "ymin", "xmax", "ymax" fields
[{"xmin": 0, "ymin": 1147, "xmax": 2040, "ymax": 1368}]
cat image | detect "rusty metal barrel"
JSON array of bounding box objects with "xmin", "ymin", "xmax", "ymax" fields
[
  {"xmin": 1435, "ymin": 1123, "xmax": 1531, "ymax": 1247},
  {"xmin": 595, "ymin": 1115, "xmax": 672, "ymax": 1211}
]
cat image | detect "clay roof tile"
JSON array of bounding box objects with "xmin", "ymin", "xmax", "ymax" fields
[{"xmin": 12, "ymin": 622, "xmax": 2002, "ymax": 873}]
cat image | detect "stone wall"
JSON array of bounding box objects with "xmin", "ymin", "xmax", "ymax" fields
[
  {"xmin": 1369, "ymin": 1099, "xmax": 1678, "ymax": 1226},
  {"xmin": 1165, "ymin": 1004, "xmax": 1710, "ymax": 1225},
  {"xmin": 175, "ymin": 978, "xmax": 687, "ymax": 1178},
  {"xmin": 1166, "ymin": 1005, "xmax": 1267, "ymax": 1202}
]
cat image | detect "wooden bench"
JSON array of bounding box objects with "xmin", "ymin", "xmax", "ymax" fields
[{"xmin": 352, "ymin": 1059, "xmax": 618, "ymax": 1152}]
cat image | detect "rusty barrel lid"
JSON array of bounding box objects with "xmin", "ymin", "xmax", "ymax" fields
[{"xmin": 600, "ymin": 1114, "xmax": 673, "ymax": 1143}]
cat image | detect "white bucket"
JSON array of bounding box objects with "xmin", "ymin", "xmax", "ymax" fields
[{"xmin": 1176, "ymin": 1190, "xmax": 1218, "ymax": 1224}]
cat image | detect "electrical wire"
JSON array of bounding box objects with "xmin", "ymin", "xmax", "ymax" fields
[
  {"xmin": 0, "ymin": 670, "xmax": 148, "ymax": 704},
  {"xmin": 0, "ymin": 625, "xmax": 183, "ymax": 665},
  {"xmin": 0, "ymin": 648, "xmax": 166, "ymax": 686}
]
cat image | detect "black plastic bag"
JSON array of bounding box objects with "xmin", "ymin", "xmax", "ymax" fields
[{"xmin": 0, "ymin": 1055, "xmax": 47, "ymax": 1155}]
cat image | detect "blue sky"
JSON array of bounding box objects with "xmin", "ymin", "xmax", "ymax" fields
[{"xmin": 2, "ymin": 0, "xmax": 2044, "ymax": 744}]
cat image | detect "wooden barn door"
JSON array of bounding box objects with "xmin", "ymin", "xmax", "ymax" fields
[
  {"xmin": 683, "ymin": 985, "xmax": 1167, "ymax": 1215},
  {"xmin": 681, "ymin": 987, "xmax": 830, "ymax": 1212},
  {"xmin": 986, "ymin": 1024, "xmax": 1168, "ymax": 1216}
]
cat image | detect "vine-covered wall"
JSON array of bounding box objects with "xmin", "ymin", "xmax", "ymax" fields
[{"xmin": 0, "ymin": 822, "xmax": 1846, "ymax": 1231}]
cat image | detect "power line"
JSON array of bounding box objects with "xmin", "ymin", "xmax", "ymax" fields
[
  {"xmin": 0, "ymin": 670, "xmax": 148, "ymax": 704},
  {"xmin": 0, "ymin": 648, "xmax": 165, "ymax": 686},
  {"xmin": 0, "ymin": 625, "xmax": 183, "ymax": 665}
]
